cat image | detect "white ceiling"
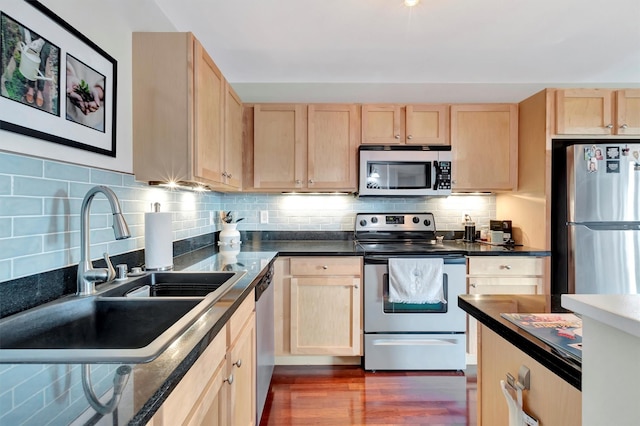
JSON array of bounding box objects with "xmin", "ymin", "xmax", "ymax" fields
[{"xmin": 141, "ymin": 0, "xmax": 640, "ymax": 102}]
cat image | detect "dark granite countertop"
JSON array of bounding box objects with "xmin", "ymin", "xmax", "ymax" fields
[
  {"xmin": 0, "ymin": 235, "xmax": 549, "ymax": 426},
  {"xmin": 458, "ymin": 294, "xmax": 581, "ymax": 390}
]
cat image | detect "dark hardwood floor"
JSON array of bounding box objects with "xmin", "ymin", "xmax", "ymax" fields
[{"xmin": 260, "ymin": 365, "xmax": 477, "ymax": 426}]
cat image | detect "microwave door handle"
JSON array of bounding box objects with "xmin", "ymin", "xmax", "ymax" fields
[{"xmin": 432, "ymin": 162, "xmax": 440, "ymax": 190}]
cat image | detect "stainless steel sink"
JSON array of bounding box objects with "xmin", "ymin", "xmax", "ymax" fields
[{"xmin": 0, "ymin": 271, "xmax": 246, "ymax": 363}]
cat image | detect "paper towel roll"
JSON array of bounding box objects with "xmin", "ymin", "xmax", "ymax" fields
[{"xmin": 145, "ymin": 212, "xmax": 173, "ymax": 270}]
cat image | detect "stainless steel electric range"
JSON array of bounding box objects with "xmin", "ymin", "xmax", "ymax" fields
[{"xmin": 355, "ymin": 212, "xmax": 467, "ymax": 371}]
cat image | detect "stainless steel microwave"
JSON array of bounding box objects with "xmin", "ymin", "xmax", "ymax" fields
[{"xmin": 358, "ymin": 145, "xmax": 452, "ymax": 197}]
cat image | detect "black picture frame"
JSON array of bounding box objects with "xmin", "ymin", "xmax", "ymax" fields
[{"xmin": 0, "ymin": 0, "xmax": 117, "ymax": 157}]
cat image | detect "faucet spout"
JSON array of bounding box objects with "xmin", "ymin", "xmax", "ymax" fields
[{"xmin": 77, "ymin": 186, "xmax": 131, "ymax": 295}]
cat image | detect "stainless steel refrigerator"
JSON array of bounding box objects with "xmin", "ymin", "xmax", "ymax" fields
[{"xmin": 565, "ymin": 143, "xmax": 640, "ymax": 294}]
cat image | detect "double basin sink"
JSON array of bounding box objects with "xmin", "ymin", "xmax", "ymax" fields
[{"xmin": 0, "ymin": 271, "xmax": 246, "ymax": 363}]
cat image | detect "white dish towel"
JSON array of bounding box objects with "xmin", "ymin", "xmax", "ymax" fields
[{"xmin": 388, "ymin": 258, "xmax": 446, "ymax": 304}]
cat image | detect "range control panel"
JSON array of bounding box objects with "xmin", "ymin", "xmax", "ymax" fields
[{"xmin": 355, "ymin": 213, "xmax": 436, "ymax": 232}]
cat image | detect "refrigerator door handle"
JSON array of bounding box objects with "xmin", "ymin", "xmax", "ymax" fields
[{"xmin": 569, "ymin": 222, "xmax": 640, "ymax": 231}]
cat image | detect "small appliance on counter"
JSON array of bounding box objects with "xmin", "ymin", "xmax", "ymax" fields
[{"xmin": 490, "ymin": 220, "xmax": 513, "ymax": 242}]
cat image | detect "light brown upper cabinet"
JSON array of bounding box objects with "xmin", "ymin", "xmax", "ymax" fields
[
  {"xmin": 450, "ymin": 104, "xmax": 518, "ymax": 191},
  {"xmin": 555, "ymin": 89, "xmax": 640, "ymax": 136},
  {"xmin": 361, "ymin": 104, "xmax": 449, "ymax": 145},
  {"xmin": 132, "ymin": 32, "xmax": 241, "ymax": 191},
  {"xmin": 223, "ymin": 84, "xmax": 243, "ymax": 189},
  {"xmin": 251, "ymin": 104, "xmax": 360, "ymax": 191}
]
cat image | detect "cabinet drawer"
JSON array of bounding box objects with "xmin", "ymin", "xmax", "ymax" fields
[
  {"xmin": 468, "ymin": 277, "xmax": 541, "ymax": 294},
  {"xmin": 228, "ymin": 289, "xmax": 255, "ymax": 346},
  {"xmin": 468, "ymin": 256, "xmax": 542, "ymax": 276},
  {"xmin": 290, "ymin": 257, "xmax": 362, "ymax": 276}
]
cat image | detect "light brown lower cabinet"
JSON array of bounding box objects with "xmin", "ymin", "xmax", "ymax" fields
[
  {"xmin": 147, "ymin": 292, "xmax": 256, "ymax": 426},
  {"xmin": 275, "ymin": 257, "xmax": 363, "ymax": 361},
  {"xmin": 478, "ymin": 325, "xmax": 581, "ymax": 426}
]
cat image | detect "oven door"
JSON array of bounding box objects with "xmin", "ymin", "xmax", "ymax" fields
[{"xmin": 363, "ymin": 256, "xmax": 466, "ymax": 333}]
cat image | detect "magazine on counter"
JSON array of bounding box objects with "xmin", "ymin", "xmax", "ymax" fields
[{"xmin": 500, "ymin": 313, "xmax": 583, "ymax": 362}]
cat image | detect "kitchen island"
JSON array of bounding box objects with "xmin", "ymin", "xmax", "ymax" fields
[
  {"xmin": 562, "ymin": 294, "xmax": 640, "ymax": 426},
  {"xmin": 459, "ymin": 294, "xmax": 582, "ymax": 426}
]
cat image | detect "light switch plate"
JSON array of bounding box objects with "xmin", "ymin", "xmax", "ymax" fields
[{"xmin": 260, "ymin": 210, "xmax": 269, "ymax": 224}]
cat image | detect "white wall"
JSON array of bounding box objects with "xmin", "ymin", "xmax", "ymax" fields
[{"xmin": 0, "ymin": 0, "xmax": 176, "ymax": 174}]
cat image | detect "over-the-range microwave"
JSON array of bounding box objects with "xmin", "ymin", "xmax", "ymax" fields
[{"xmin": 358, "ymin": 145, "xmax": 452, "ymax": 197}]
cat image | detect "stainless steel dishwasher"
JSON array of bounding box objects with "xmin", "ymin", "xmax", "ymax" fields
[{"xmin": 255, "ymin": 261, "xmax": 274, "ymax": 424}]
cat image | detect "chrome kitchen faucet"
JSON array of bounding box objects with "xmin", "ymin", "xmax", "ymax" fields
[{"xmin": 77, "ymin": 186, "xmax": 131, "ymax": 295}]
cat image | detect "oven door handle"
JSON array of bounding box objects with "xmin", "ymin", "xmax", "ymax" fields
[{"xmin": 364, "ymin": 254, "xmax": 465, "ymax": 264}]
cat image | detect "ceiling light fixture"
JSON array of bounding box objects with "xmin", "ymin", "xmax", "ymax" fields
[{"xmin": 404, "ymin": 0, "xmax": 420, "ymax": 7}]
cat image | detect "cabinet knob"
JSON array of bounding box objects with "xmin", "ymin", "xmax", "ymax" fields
[
  {"xmin": 620, "ymin": 124, "xmax": 629, "ymax": 129},
  {"xmin": 322, "ymin": 265, "xmax": 328, "ymax": 270},
  {"xmin": 309, "ymin": 179, "xmax": 314, "ymax": 184},
  {"xmin": 224, "ymin": 374, "xmax": 234, "ymax": 385},
  {"xmin": 500, "ymin": 265, "xmax": 512, "ymax": 270},
  {"xmin": 295, "ymin": 179, "xmax": 301, "ymax": 184},
  {"xmin": 222, "ymin": 172, "xmax": 228, "ymax": 177},
  {"xmin": 407, "ymin": 135, "xmax": 413, "ymax": 140},
  {"xmin": 227, "ymin": 173, "xmax": 232, "ymax": 178},
  {"xmin": 233, "ymin": 358, "xmax": 242, "ymax": 368},
  {"xmin": 395, "ymin": 135, "xmax": 401, "ymax": 139},
  {"xmin": 470, "ymin": 283, "xmax": 477, "ymax": 288},
  {"xmin": 354, "ymin": 285, "xmax": 359, "ymax": 289},
  {"xmin": 605, "ymin": 124, "xmax": 613, "ymax": 129}
]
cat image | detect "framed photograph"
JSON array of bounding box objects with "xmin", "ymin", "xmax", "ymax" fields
[{"xmin": 0, "ymin": 1, "xmax": 116, "ymax": 157}]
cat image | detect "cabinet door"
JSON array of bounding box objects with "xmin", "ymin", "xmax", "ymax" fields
[
  {"xmin": 193, "ymin": 38, "xmax": 225, "ymax": 184},
  {"xmin": 228, "ymin": 311, "xmax": 256, "ymax": 426},
  {"xmin": 555, "ymin": 89, "xmax": 614, "ymax": 135},
  {"xmin": 253, "ymin": 104, "xmax": 307, "ymax": 189},
  {"xmin": 361, "ymin": 104, "xmax": 403, "ymax": 144},
  {"xmin": 450, "ymin": 104, "xmax": 518, "ymax": 191},
  {"xmin": 616, "ymin": 89, "xmax": 640, "ymax": 135},
  {"xmin": 150, "ymin": 328, "xmax": 227, "ymax": 426},
  {"xmin": 290, "ymin": 276, "xmax": 361, "ymax": 356},
  {"xmin": 224, "ymin": 83, "xmax": 243, "ymax": 189},
  {"xmin": 479, "ymin": 326, "xmax": 581, "ymax": 426},
  {"xmin": 307, "ymin": 104, "xmax": 359, "ymax": 190},
  {"xmin": 406, "ymin": 104, "xmax": 449, "ymax": 145}
]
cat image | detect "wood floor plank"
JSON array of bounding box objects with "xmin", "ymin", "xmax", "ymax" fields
[{"xmin": 260, "ymin": 366, "xmax": 477, "ymax": 425}]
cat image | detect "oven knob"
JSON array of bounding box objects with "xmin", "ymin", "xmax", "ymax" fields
[
  {"xmin": 412, "ymin": 217, "xmax": 420, "ymax": 224},
  {"xmin": 371, "ymin": 217, "xmax": 378, "ymax": 224},
  {"xmin": 359, "ymin": 219, "xmax": 367, "ymax": 227},
  {"xmin": 424, "ymin": 219, "xmax": 431, "ymax": 226}
]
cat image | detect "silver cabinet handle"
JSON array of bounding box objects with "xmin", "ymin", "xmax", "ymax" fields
[
  {"xmin": 224, "ymin": 374, "xmax": 234, "ymax": 385},
  {"xmin": 606, "ymin": 124, "xmax": 613, "ymax": 129},
  {"xmin": 620, "ymin": 124, "xmax": 628, "ymax": 129},
  {"xmin": 233, "ymin": 358, "xmax": 242, "ymax": 368},
  {"xmin": 500, "ymin": 265, "xmax": 512, "ymax": 270},
  {"xmin": 394, "ymin": 135, "xmax": 401, "ymax": 139},
  {"xmin": 407, "ymin": 135, "xmax": 413, "ymax": 140},
  {"xmin": 322, "ymin": 265, "xmax": 328, "ymax": 270}
]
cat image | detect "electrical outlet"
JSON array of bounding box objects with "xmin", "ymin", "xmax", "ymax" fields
[
  {"xmin": 260, "ymin": 210, "xmax": 269, "ymax": 224},
  {"xmin": 209, "ymin": 211, "xmax": 215, "ymax": 225}
]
